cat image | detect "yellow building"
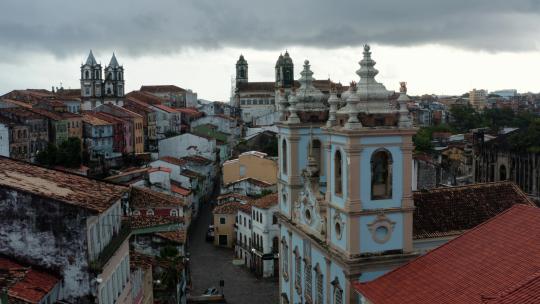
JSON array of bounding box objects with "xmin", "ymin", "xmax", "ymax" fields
[
  {"xmin": 222, "ymin": 151, "xmax": 278, "ymax": 185},
  {"xmin": 212, "ymin": 202, "xmax": 242, "ymax": 248}
]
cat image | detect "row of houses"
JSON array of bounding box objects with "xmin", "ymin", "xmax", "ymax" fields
[{"xmin": 0, "ymin": 156, "xmax": 191, "ymax": 304}]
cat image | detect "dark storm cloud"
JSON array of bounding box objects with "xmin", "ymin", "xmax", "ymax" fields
[{"xmin": 1, "ymin": 0, "xmax": 540, "ymax": 59}]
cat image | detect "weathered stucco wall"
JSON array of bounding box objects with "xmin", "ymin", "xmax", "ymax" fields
[{"xmin": 0, "ymin": 188, "xmax": 94, "ymax": 302}]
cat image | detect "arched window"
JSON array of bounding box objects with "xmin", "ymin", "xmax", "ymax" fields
[
  {"xmin": 170, "ymin": 209, "xmax": 178, "ymax": 217},
  {"xmin": 132, "ymin": 210, "xmax": 140, "ymax": 216},
  {"xmin": 310, "ymin": 139, "xmax": 322, "ymax": 175},
  {"xmin": 146, "ymin": 209, "xmax": 154, "ymax": 216},
  {"xmin": 282, "ymin": 238, "xmax": 289, "ymax": 281},
  {"xmin": 272, "ymin": 237, "xmax": 279, "ymax": 253},
  {"xmin": 500, "ymin": 165, "xmax": 507, "ymax": 181},
  {"xmin": 334, "ymin": 149, "xmax": 343, "ymax": 196},
  {"xmin": 331, "ymin": 278, "xmax": 343, "ymax": 304},
  {"xmin": 85, "ymin": 70, "xmax": 89, "ymax": 79},
  {"xmin": 371, "ymin": 149, "xmax": 392, "ymax": 200},
  {"xmin": 240, "ymin": 68, "xmax": 245, "ymax": 78},
  {"xmin": 282, "ymin": 139, "xmax": 288, "ymax": 175},
  {"xmin": 294, "ymin": 248, "xmax": 301, "ymax": 293},
  {"xmin": 314, "ymin": 264, "xmax": 324, "ymax": 304},
  {"xmin": 304, "ymin": 259, "xmax": 312, "ymax": 302}
]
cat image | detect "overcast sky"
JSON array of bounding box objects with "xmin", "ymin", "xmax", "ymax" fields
[{"xmin": 2, "ymin": 0, "xmax": 540, "ymax": 100}]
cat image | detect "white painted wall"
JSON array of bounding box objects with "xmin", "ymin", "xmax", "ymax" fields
[
  {"xmin": 0, "ymin": 123, "xmax": 9, "ymax": 157},
  {"xmin": 158, "ymin": 133, "xmax": 216, "ymax": 161}
]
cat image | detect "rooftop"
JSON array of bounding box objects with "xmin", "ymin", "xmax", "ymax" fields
[
  {"xmin": 140, "ymin": 85, "xmax": 186, "ymax": 93},
  {"xmin": 192, "ymin": 124, "xmax": 230, "ymax": 143},
  {"xmin": 251, "ymin": 193, "xmax": 278, "ymax": 209},
  {"xmin": 156, "ymin": 229, "xmax": 187, "ymax": 244},
  {"xmin": 181, "ymin": 155, "xmax": 213, "ymax": 165},
  {"xmin": 82, "ymin": 113, "xmax": 112, "ymax": 126},
  {"xmin": 130, "ymin": 186, "xmax": 185, "ymax": 209},
  {"xmin": 413, "ymin": 181, "xmax": 534, "ymax": 239},
  {"xmin": 0, "ymin": 157, "xmax": 127, "ymax": 213},
  {"xmin": 159, "ymin": 156, "xmax": 188, "ymax": 166},
  {"xmin": 225, "ymin": 177, "xmax": 274, "ymax": 187},
  {"xmin": 0, "ymin": 256, "xmax": 61, "ymax": 304},
  {"xmin": 129, "ymin": 215, "xmax": 184, "ymax": 229},
  {"xmin": 354, "ymin": 205, "xmax": 540, "ymax": 304},
  {"xmin": 213, "ymin": 202, "xmax": 243, "ymax": 215}
]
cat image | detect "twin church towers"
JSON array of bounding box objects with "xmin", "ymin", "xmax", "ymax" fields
[{"xmin": 80, "ymin": 50, "xmax": 125, "ymax": 108}]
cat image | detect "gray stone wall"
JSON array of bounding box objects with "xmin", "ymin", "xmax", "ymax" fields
[{"xmin": 0, "ymin": 188, "xmax": 94, "ymax": 302}]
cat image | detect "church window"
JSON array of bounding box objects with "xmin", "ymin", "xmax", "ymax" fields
[
  {"xmin": 107, "ymin": 88, "xmax": 112, "ymax": 95},
  {"xmin": 85, "ymin": 87, "xmax": 90, "ymax": 95},
  {"xmin": 315, "ymin": 265, "xmax": 323, "ymax": 304},
  {"xmin": 500, "ymin": 165, "xmax": 507, "ymax": 180},
  {"xmin": 85, "ymin": 70, "xmax": 89, "ymax": 79},
  {"xmin": 371, "ymin": 149, "xmax": 392, "ymax": 200},
  {"xmin": 282, "ymin": 239, "xmax": 289, "ymax": 281},
  {"xmin": 240, "ymin": 68, "xmax": 245, "ymax": 78},
  {"xmin": 332, "ymin": 278, "xmax": 343, "ymax": 304},
  {"xmin": 334, "ymin": 149, "xmax": 343, "ymax": 196},
  {"xmin": 305, "ymin": 261, "xmax": 312, "ymax": 302},
  {"xmin": 282, "ymin": 139, "xmax": 288, "ymax": 175},
  {"xmin": 294, "ymin": 248, "xmax": 301, "ymax": 293}
]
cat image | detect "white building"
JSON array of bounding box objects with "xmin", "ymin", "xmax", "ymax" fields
[
  {"xmin": 151, "ymin": 104, "xmax": 182, "ymax": 138},
  {"xmin": 250, "ymin": 193, "xmax": 280, "ymax": 278},
  {"xmin": 0, "ymin": 121, "xmax": 9, "ymax": 157},
  {"xmin": 158, "ymin": 133, "xmax": 217, "ymax": 162}
]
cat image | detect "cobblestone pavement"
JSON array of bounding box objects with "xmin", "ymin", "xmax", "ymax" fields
[{"xmin": 188, "ymin": 201, "xmax": 279, "ymax": 304}]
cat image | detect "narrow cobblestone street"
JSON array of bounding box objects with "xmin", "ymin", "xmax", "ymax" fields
[{"xmin": 188, "ymin": 201, "xmax": 279, "ymax": 303}]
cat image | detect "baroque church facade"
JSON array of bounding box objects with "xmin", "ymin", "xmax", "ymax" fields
[
  {"xmin": 277, "ymin": 45, "xmax": 416, "ymax": 304},
  {"xmin": 80, "ymin": 50, "xmax": 125, "ymax": 110}
]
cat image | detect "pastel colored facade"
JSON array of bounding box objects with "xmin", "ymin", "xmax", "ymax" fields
[
  {"xmin": 250, "ymin": 194, "xmax": 280, "ymax": 278},
  {"xmin": 190, "ymin": 114, "xmax": 241, "ymax": 138},
  {"xmin": 277, "ymin": 46, "xmax": 416, "ymax": 304},
  {"xmin": 140, "ymin": 85, "xmax": 198, "ymax": 108},
  {"xmin": 213, "ymin": 202, "xmax": 242, "ymax": 248},
  {"xmin": 95, "ymin": 104, "xmax": 145, "ymax": 154},
  {"xmin": 222, "ymin": 151, "xmax": 278, "ymax": 185},
  {"xmin": 221, "ymin": 177, "xmax": 276, "ymax": 197},
  {"xmin": 82, "ymin": 113, "xmax": 116, "ymax": 160},
  {"xmin": 0, "ymin": 108, "xmax": 48, "ymax": 162},
  {"xmin": 469, "ymin": 88, "xmax": 487, "ymax": 110},
  {"xmin": 123, "ymin": 96, "xmax": 158, "ymax": 151}
]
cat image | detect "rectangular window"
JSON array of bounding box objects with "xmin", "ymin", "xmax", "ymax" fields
[{"xmin": 220, "ymin": 217, "xmax": 226, "ymax": 224}]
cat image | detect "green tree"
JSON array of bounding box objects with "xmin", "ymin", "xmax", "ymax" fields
[
  {"xmin": 449, "ymin": 104, "xmax": 483, "ymax": 133},
  {"xmin": 36, "ymin": 137, "xmax": 82, "ymax": 168},
  {"xmin": 36, "ymin": 143, "xmax": 58, "ymax": 166}
]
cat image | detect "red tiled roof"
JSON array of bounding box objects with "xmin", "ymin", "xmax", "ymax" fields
[
  {"xmin": 225, "ymin": 177, "xmax": 274, "ymax": 187},
  {"xmin": 217, "ymin": 193, "xmax": 252, "ymax": 202},
  {"xmin": 171, "ymin": 182, "xmax": 191, "ymax": 196},
  {"xmin": 0, "ymin": 156, "xmax": 127, "ymax": 213},
  {"xmin": 251, "ymin": 193, "xmax": 278, "ymax": 209},
  {"xmin": 152, "ymin": 103, "xmax": 180, "ymax": 113},
  {"xmin": 482, "ymin": 272, "xmax": 540, "ymax": 304},
  {"xmin": 413, "ymin": 181, "xmax": 535, "ymax": 239},
  {"xmin": 156, "ymin": 229, "xmax": 187, "ymax": 244},
  {"xmin": 81, "ymin": 113, "xmax": 112, "ymax": 126},
  {"xmin": 181, "ymin": 169, "xmax": 204, "ymax": 179},
  {"xmin": 213, "ymin": 202, "xmax": 243, "ymax": 214},
  {"xmin": 130, "ymin": 186, "xmax": 186, "ymax": 209},
  {"xmin": 129, "ymin": 215, "xmax": 184, "ymax": 229},
  {"xmin": 353, "ymin": 204, "xmax": 540, "ymax": 304},
  {"xmin": 176, "ymin": 107, "xmax": 202, "ymax": 117},
  {"xmin": 181, "ymin": 155, "xmax": 213, "ymax": 165},
  {"xmin": 140, "ymin": 85, "xmax": 186, "ymax": 93},
  {"xmin": 126, "ymin": 90, "xmax": 165, "ymax": 105},
  {"xmin": 0, "ymin": 257, "xmax": 61, "ymax": 304},
  {"xmin": 159, "ymin": 156, "xmax": 187, "ymax": 166},
  {"xmin": 238, "ymin": 202, "xmax": 252, "ymax": 213}
]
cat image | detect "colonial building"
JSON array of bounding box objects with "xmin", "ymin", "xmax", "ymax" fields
[
  {"xmin": 222, "ymin": 151, "xmax": 278, "ymax": 185},
  {"xmin": 81, "ymin": 50, "xmax": 125, "ymax": 110},
  {"xmin": 473, "ymin": 128, "xmax": 540, "ymax": 202},
  {"xmin": 232, "ymin": 53, "xmax": 344, "ymax": 124}
]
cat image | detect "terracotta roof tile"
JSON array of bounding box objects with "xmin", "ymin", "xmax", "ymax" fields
[
  {"xmin": 159, "ymin": 156, "xmax": 188, "ymax": 166},
  {"xmin": 156, "ymin": 229, "xmax": 187, "ymax": 244},
  {"xmin": 181, "ymin": 169, "xmax": 204, "ymax": 179},
  {"xmin": 130, "ymin": 186, "xmax": 186, "ymax": 209},
  {"xmin": 171, "ymin": 182, "xmax": 191, "ymax": 196},
  {"xmin": 226, "ymin": 177, "xmax": 274, "ymax": 187},
  {"xmin": 213, "ymin": 202, "xmax": 243, "ymax": 214},
  {"xmin": 129, "ymin": 215, "xmax": 184, "ymax": 229},
  {"xmin": 482, "ymin": 272, "xmax": 540, "ymax": 304},
  {"xmin": 180, "ymin": 155, "xmax": 213, "ymax": 165},
  {"xmin": 354, "ymin": 205, "xmax": 540, "ymax": 304},
  {"xmin": 140, "ymin": 85, "xmax": 186, "ymax": 93},
  {"xmin": 251, "ymin": 193, "xmax": 278, "ymax": 209},
  {"xmin": 0, "ymin": 257, "xmax": 61, "ymax": 304},
  {"xmin": 82, "ymin": 113, "xmax": 112, "ymax": 126},
  {"xmin": 413, "ymin": 181, "xmax": 535, "ymax": 239},
  {"xmin": 0, "ymin": 157, "xmax": 127, "ymax": 213}
]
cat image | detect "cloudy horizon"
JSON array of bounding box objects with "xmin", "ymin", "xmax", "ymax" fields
[{"xmin": 2, "ymin": 0, "xmax": 540, "ymax": 100}]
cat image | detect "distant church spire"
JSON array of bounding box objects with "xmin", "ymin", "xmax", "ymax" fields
[
  {"xmin": 86, "ymin": 50, "xmax": 97, "ymax": 66},
  {"xmin": 109, "ymin": 52, "xmax": 120, "ymax": 68}
]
